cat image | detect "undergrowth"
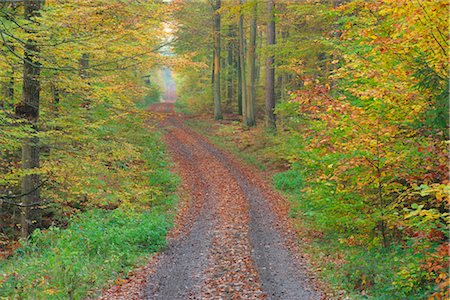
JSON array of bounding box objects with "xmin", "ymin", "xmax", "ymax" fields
[
  {"xmin": 0, "ymin": 209, "xmax": 172, "ymax": 299},
  {"xmin": 0, "ymin": 98, "xmax": 178, "ymax": 299},
  {"xmin": 186, "ymin": 116, "xmax": 445, "ymax": 299}
]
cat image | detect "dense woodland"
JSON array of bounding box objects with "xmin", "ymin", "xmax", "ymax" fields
[
  {"xmin": 0, "ymin": 0, "xmax": 448, "ymax": 299},
  {"xmin": 174, "ymin": 0, "xmax": 448, "ymax": 298}
]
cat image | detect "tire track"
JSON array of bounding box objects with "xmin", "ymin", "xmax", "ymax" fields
[{"xmin": 145, "ymin": 106, "xmax": 322, "ymax": 299}]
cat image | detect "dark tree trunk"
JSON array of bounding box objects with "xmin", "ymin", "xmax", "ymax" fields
[
  {"xmin": 256, "ymin": 29, "xmax": 263, "ymax": 84},
  {"xmin": 7, "ymin": 68, "xmax": 14, "ymax": 103},
  {"xmin": 51, "ymin": 79, "xmax": 60, "ymax": 106},
  {"xmin": 237, "ymin": 47, "xmax": 242, "ymax": 115},
  {"xmin": 245, "ymin": 0, "xmax": 257, "ymax": 127},
  {"xmin": 16, "ymin": 0, "xmax": 42, "ymax": 239},
  {"xmin": 226, "ymin": 25, "xmax": 235, "ymax": 113},
  {"xmin": 265, "ymin": 0, "xmax": 276, "ymax": 129},
  {"xmin": 213, "ymin": 0, "xmax": 222, "ymax": 120},
  {"xmin": 1, "ymin": 71, "xmax": 14, "ymax": 109},
  {"xmin": 239, "ymin": 0, "xmax": 247, "ymax": 121},
  {"xmin": 276, "ymin": 3, "xmax": 289, "ymax": 101}
]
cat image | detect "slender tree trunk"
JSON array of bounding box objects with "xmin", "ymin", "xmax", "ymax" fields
[
  {"xmin": 237, "ymin": 47, "xmax": 243, "ymax": 115},
  {"xmin": 51, "ymin": 79, "xmax": 60, "ymax": 107},
  {"xmin": 17, "ymin": 0, "xmax": 42, "ymax": 239},
  {"xmin": 245, "ymin": 0, "xmax": 257, "ymax": 127},
  {"xmin": 226, "ymin": 25, "xmax": 235, "ymax": 113},
  {"xmin": 8, "ymin": 67, "xmax": 14, "ymax": 103},
  {"xmin": 211, "ymin": 49, "xmax": 215, "ymax": 85},
  {"xmin": 1, "ymin": 70, "xmax": 14, "ymax": 109},
  {"xmin": 1, "ymin": 45, "xmax": 14, "ymax": 108},
  {"xmin": 256, "ymin": 29, "xmax": 263, "ymax": 84},
  {"xmin": 213, "ymin": 0, "xmax": 222, "ymax": 120},
  {"xmin": 277, "ymin": 3, "xmax": 288, "ymax": 101},
  {"xmin": 265, "ymin": 0, "xmax": 276, "ymax": 129},
  {"xmin": 239, "ymin": 0, "xmax": 247, "ymax": 121},
  {"xmin": 79, "ymin": 53, "xmax": 89, "ymax": 79},
  {"xmin": 280, "ymin": 28, "xmax": 289, "ymax": 101}
]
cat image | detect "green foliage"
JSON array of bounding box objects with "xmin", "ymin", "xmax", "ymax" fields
[
  {"xmin": 0, "ymin": 208, "xmax": 173, "ymax": 299},
  {"xmin": 273, "ymin": 168, "xmax": 304, "ymax": 192},
  {"xmin": 268, "ymin": 1, "xmax": 449, "ymax": 297},
  {"xmin": 136, "ymin": 84, "xmax": 161, "ymax": 109},
  {"xmin": 1, "ymin": 88, "xmax": 178, "ymax": 298},
  {"xmin": 174, "ymin": 67, "xmax": 213, "ymax": 115},
  {"xmin": 173, "ymin": 0, "xmax": 449, "ymax": 297}
]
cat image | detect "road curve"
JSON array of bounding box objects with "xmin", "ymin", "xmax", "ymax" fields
[{"xmin": 143, "ymin": 103, "xmax": 323, "ymax": 300}]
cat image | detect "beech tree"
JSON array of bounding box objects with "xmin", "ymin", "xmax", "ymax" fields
[
  {"xmin": 265, "ymin": 0, "xmax": 276, "ymax": 129},
  {"xmin": 0, "ymin": 0, "xmax": 169, "ymax": 239},
  {"xmin": 238, "ymin": 0, "xmax": 257, "ymax": 127},
  {"xmin": 213, "ymin": 0, "xmax": 222, "ymax": 120},
  {"xmin": 244, "ymin": 0, "xmax": 257, "ymax": 127},
  {"xmin": 13, "ymin": 0, "xmax": 42, "ymax": 239},
  {"xmin": 238, "ymin": 0, "xmax": 248, "ymax": 122}
]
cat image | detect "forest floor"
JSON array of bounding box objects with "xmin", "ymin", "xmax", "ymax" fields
[{"xmin": 99, "ymin": 102, "xmax": 324, "ymax": 300}]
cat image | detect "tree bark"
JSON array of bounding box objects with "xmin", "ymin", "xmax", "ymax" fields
[
  {"xmin": 237, "ymin": 46, "xmax": 243, "ymax": 115},
  {"xmin": 51, "ymin": 79, "xmax": 60, "ymax": 107},
  {"xmin": 239, "ymin": 0, "xmax": 247, "ymax": 121},
  {"xmin": 213, "ymin": 0, "xmax": 222, "ymax": 120},
  {"xmin": 7, "ymin": 67, "xmax": 14, "ymax": 103},
  {"xmin": 79, "ymin": 53, "xmax": 89, "ymax": 79},
  {"xmin": 245, "ymin": 0, "xmax": 257, "ymax": 127},
  {"xmin": 1, "ymin": 44, "xmax": 15, "ymax": 109},
  {"xmin": 226, "ymin": 25, "xmax": 235, "ymax": 113},
  {"xmin": 265, "ymin": 0, "xmax": 276, "ymax": 129},
  {"xmin": 276, "ymin": 3, "xmax": 288, "ymax": 101},
  {"xmin": 17, "ymin": 0, "xmax": 42, "ymax": 239},
  {"xmin": 1, "ymin": 71, "xmax": 14, "ymax": 109}
]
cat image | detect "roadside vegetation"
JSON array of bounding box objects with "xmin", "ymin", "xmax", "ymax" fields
[
  {"xmin": 173, "ymin": 1, "xmax": 449, "ymax": 299},
  {"xmin": 0, "ymin": 1, "xmax": 178, "ymax": 298},
  {"xmin": 0, "ymin": 0, "xmax": 448, "ymax": 299},
  {"xmin": 0, "ymin": 94, "xmax": 179, "ymax": 298}
]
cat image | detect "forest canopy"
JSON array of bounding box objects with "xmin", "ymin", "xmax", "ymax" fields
[{"xmin": 0, "ymin": 0, "xmax": 448, "ymax": 299}]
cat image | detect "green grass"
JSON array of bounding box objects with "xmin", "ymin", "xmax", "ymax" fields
[{"xmin": 0, "ymin": 209, "xmax": 172, "ymax": 299}]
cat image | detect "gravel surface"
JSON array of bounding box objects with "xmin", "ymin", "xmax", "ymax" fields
[
  {"xmin": 99, "ymin": 103, "xmax": 324, "ymax": 299},
  {"xmin": 198, "ymin": 139, "xmax": 321, "ymax": 299}
]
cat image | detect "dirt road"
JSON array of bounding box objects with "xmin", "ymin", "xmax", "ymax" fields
[{"xmin": 101, "ymin": 103, "xmax": 323, "ymax": 299}]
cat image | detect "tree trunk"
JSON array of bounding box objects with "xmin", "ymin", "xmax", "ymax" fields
[
  {"xmin": 265, "ymin": 0, "xmax": 276, "ymax": 129},
  {"xmin": 213, "ymin": 0, "xmax": 222, "ymax": 120},
  {"xmin": 281, "ymin": 23, "xmax": 291, "ymax": 100},
  {"xmin": 277, "ymin": 3, "xmax": 288, "ymax": 101},
  {"xmin": 7, "ymin": 67, "xmax": 14, "ymax": 103},
  {"xmin": 256, "ymin": 29, "xmax": 263, "ymax": 84},
  {"xmin": 226, "ymin": 25, "xmax": 235, "ymax": 113},
  {"xmin": 17, "ymin": 0, "xmax": 42, "ymax": 239},
  {"xmin": 239, "ymin": 0, "xmax": 247, "ymax": 121},
  {"xmin": 1, "ymin": 44, "xmax": 14, "ymax": 109},
  {"xmin": 245, "ymin": 0, "xmax": 257, "ymax": 127},
  {"xmin": 237, "ymin": 47, "xmax": 243, "ymax": 115},
  {"xmin": 79, "ymin": 53, "xmax": 89, "ymax": 79},
  {"xmin": 1, "ymin": 71, "xmax": 14, "ymax": 109},
  {"xmin": 51, "ymin": 79, "xmax": 60, "ymax": 106}
]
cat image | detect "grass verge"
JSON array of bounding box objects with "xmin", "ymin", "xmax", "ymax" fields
[{"xmin": 0, "ymin": 209, "xmax": 172, "ymax": 299}]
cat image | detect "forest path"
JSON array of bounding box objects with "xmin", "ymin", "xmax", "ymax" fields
[{"xmin": 100, "ymin": 102, "xmax": 323, "ymax": 300}]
